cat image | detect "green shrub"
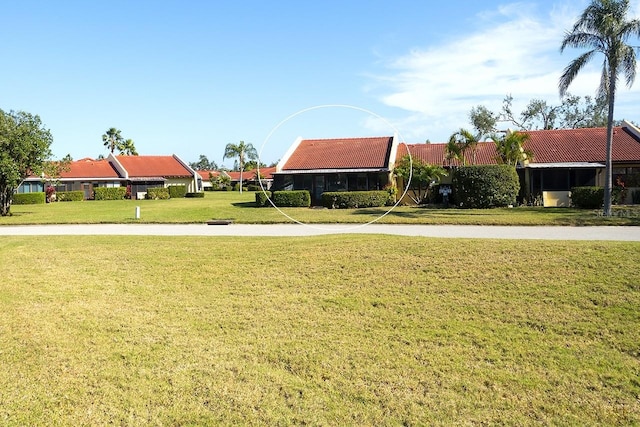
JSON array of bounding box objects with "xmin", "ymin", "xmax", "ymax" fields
[
  {"xmin": 224, "ymin": 186, "xmax": 232, "ymax": 191},
  {"xmin": 452, "ymin": 165, "xmax": 520, "ymax": 208},
  {"xmin": 255, "ymin": 191, "xmax": 272, "ymax": 207},
  {"xmin": 571, "ymin": 186, "xmax": 603, "ymax": 209},
  {"xmin": 272, "ymin": 190, "xmax": 310, "ymax": 207},
  {"xmin": 94, "ymin": 187, "xmax": 127, "ymax": 200},
  {"xmin": 321, "ymin": 191, "xmax": 389, "ymax": 209},
  {"xmin": 146, "ymin": 187, "xmax": 170, "ymax": 200},
  {"xmin": 13, "ymin": 192, "xmax": 45, "ymax": 205},
  {"xmin": 57, "ymin": 191, "xmax": 84, "ymax": 202},
  {"xmin": 168, "ymin": 185, "xmax": 187, "ymax": 198},
  {"xmin": 185, "ymin": 192, "xmax": 205, "ymax": 198}
]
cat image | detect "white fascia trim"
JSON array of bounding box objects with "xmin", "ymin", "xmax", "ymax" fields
[
  {"xmin": 107, "ymin": 153, "xmax": 128, "ymax": 179},
  {"xmin": 276, "ymin": 136, "xmax": 303, "ymax": 173}
]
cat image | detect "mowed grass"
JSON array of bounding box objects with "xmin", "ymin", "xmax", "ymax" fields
[
  {"xmin": 0, "ymin": 235, "xmax": 638, "ymax": 425},
  {"xmin": 4, "ymin": 190, "xmax": 640, "ymax": 225}
]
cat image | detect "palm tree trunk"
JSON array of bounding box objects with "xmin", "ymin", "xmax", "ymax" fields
[
  {"xmin": 239, "ymin": 152, "xmax": 244, "ymax": 194},
  {"xmin": 604, "ymin": 70, "xmax": 616, "ymax": 217}
]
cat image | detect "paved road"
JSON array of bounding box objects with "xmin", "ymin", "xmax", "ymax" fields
[{"xmin": 1, "ymin": 223, "xmax": 639, "ymax": 241}]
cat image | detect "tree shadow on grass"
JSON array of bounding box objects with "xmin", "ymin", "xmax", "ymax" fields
[{"xmin": 232, "ymin": 201, "xmax": 259, "ymax": 208}]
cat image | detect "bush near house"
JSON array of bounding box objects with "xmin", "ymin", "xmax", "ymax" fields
[
  {"xmin": 255, "ymin": 191, "xmax": 272, "ymax": 207},
  {"xmin": 452, "ymin": 165, "xmax": 519, "ymax": 208},
  {"xmin": 146, "ymin": 187, "xmax": 170, "ymax": 200},
  {"xmin": 168, "ymin": 185, "xmax": 187, "ymax": 198},
  {"xmin": 57, "ymin": 191, "xmax": 84, "ymax": 202},
  {"xmin": 272, "ymin": 190, "xmax": 310, "ymax": 207},
  {"xmin": 13, "ymin": 192, "xmax": 45, "ymax": 205},
  {"xmin": 94, "ymin": 187, "xmax": 127, "ymax": 200},
  {"xmin": 571, "ymin": 186, "xmax": 604, "ymax": 209},
  {"xmin": 321, "ymin": 191, "xmax": 389, "ymax": 209}
]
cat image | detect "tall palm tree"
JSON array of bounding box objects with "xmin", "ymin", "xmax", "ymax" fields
[
  {"xmin": 102, "ymin": 127, "xmax": 124, "ymax": 154},
  {"xmin": 119, "ymin": 139, "xmax": 138, "ymax": 156},
  {"xmin": 223, "ymin": 141, "xmax": 258, "ymax": 194},
  {"xmin": 559, "ymin": 0, "xmax": 640, "ymax": 216}
]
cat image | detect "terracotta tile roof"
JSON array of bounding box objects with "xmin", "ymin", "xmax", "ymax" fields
[
  {"xmin": 197, "ymin": 170, "xmax": 221, "ymax": 180},
  {"xmin": 524, "ymin": 126, "xmax": 640, "ymax": 164},
  {"xmin": 61, "ymin": 158, "xmax": 121, "ymax": 179},
  {"xmin": 115, "ymin": 155, "xmax": 193, "ymax": 178},
  {"xmin": 282, "ymin": 137, "xmax": 394, "ymax": 170},
  {"xmin": 226, "ymin": 166, "xmax": 276, "ymax": 181},
  {"xmin": 397, "ymin": 142, "xmax": 499, "ymax": 166}
]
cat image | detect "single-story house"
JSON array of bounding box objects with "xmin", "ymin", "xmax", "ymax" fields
[
  {"xmin": 197, "ymin": 167, "xmax": 276, "ymax": 190},
  {"xmin": 274, "ymin": 121, "xmax": 640, "ymax": 207},
  {"xmin": 18, "ymin": 153, "xmax": 200, "ymax": 199},
  {"xmin": 273, "ymin": 135, "xmax": 399, "ymax": 204},
  {"xmin": 227, "ymin": 167, "xmax": 276, "ymax": 190},
  {"xmin": 197, "ymin": 170, "xmax": 227, "ymax": 190}
]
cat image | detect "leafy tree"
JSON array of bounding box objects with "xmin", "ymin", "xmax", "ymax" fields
[
  {"xmin": 470, "ymin": 93, "xmax": 611, "ymax": 133},
  {"xmin": 244, "ymin": 160, "xmax": 266, "ymax": 171},
  {"xmin": 491, "ymin": 131, "xmax": 533, "ymax": 167},
  {"xmin": 500, "ymin": 95, "xmax": 559, "ymax": 130},
  {"xmin": 102, "ymin": 127, "xmax": 124, "ymax": 154},
  {"xmin": 0, "ymin": 109, "xmax": 53, "ymax": 216},
  {"xmin": 42, "ymin": 156, "xmax": 72, "ymax": 201},
  {"xmin": 559, "ymin": 0, "xmax": 640, "ymax": 216},
  {"xmin": 190, "ymin": 155, "xmax": 218, "ymax": 171},
  {"xmin": 394, "ymin": 155, "xmax": 447, "ymax": 204},
  {"xmin": 469, "ymin": 105, "xmax": 498, "ymax": 139},
  {"xmin": 120, "ymin": 138, "xmax": 138, "ymax": 156},
  {"xmin": 447, "ymin": 128, "xmax": 478, "ymax": 165},
  {"xmin": 223, "ymin": 141, "xmax": 258, "ymax": 194},
  {"xmin": 557, "ymin": 94, "xmax": 609, "ymax": 128}
]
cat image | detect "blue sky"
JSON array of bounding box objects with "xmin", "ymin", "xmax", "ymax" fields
[{"xmin": 2, "ymin": 0, "xmax": 639, "ymax": 167}]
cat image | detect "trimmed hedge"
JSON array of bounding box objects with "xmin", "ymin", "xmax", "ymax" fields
[
  {"xmin": 168, "ymin": 185, "xmax": 187, "ymax": 198},
  {"xmin": 94, "ymin": 187, "xmax": 127, "ymax": 200},
  {"xmin": 13, "ymin": 192, "xmax": 45, "ymax": 205},
  {"xmin": 452, "ymin": 165, "xmax": 520, "ymax": 208},
  {"xmin": 571, "ymin": 186, "xmax": 603, "ymax": 209},
  {"xmin": 321, "ymin": 191, "xmax": 389, "ymax": 209},
  {"xmin": 57, "ymin": 191, "xmax": 84, "ymax": 202},
  {"xmin": 185, "ymin": 192, "xmax": 205, "ymax": 198},
  {"xmin": 255, "ymin": 191, "xmax": 272, "ymax": 207},
  {"xmin": 272, "ymin": 190, "xmax": 310, "ymax": 207},
  {"xmin": 146, "ymin": 187, "xmax": 170, "ymax": 200}
]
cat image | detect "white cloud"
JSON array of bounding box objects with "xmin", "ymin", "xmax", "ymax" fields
[{"xmin": 371, "ymin": 1, "xmax": 640, "ymax": 142}]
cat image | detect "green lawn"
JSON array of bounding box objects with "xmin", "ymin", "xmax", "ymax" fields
[
  {"xmin": 4, "ymin": 190, "xmax": 640, "ymax": 225},
  {"xmin": 0, "ymin": 235, "xmax": 638, "ymax": 425}
]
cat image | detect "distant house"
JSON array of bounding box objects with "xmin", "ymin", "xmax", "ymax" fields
[
  {"xmin": 227, "ymin": 166, "xmax": 276, "ymax": 190},
  {"xmin": 18, "ymin": 153, "xmax": 199, "ymax": 200},
  {"xmin": 197, "ymin": 170, "xmax": 227, "ymax": 190},
  {"xmin": 273, "ymin": 136, "xmax": 399, "ymax": 204},
  {"xmin": 109, "ymin": 154, "xmax": 199, "ymax": 198}
]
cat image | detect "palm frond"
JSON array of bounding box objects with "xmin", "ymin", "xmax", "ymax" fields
[{"xmin": 559, "ymin": 50, "xmax": 596, "ymax": 96}]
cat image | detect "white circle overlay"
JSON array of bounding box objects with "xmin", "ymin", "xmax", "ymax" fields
[{"xmin": 258, "ymin": 104, "xmax": 413, "ymax": 231}]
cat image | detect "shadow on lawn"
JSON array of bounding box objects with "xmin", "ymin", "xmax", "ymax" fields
[{"xmin": 232, "ymin": 201, "xmax": 258, "ymax": 208}]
